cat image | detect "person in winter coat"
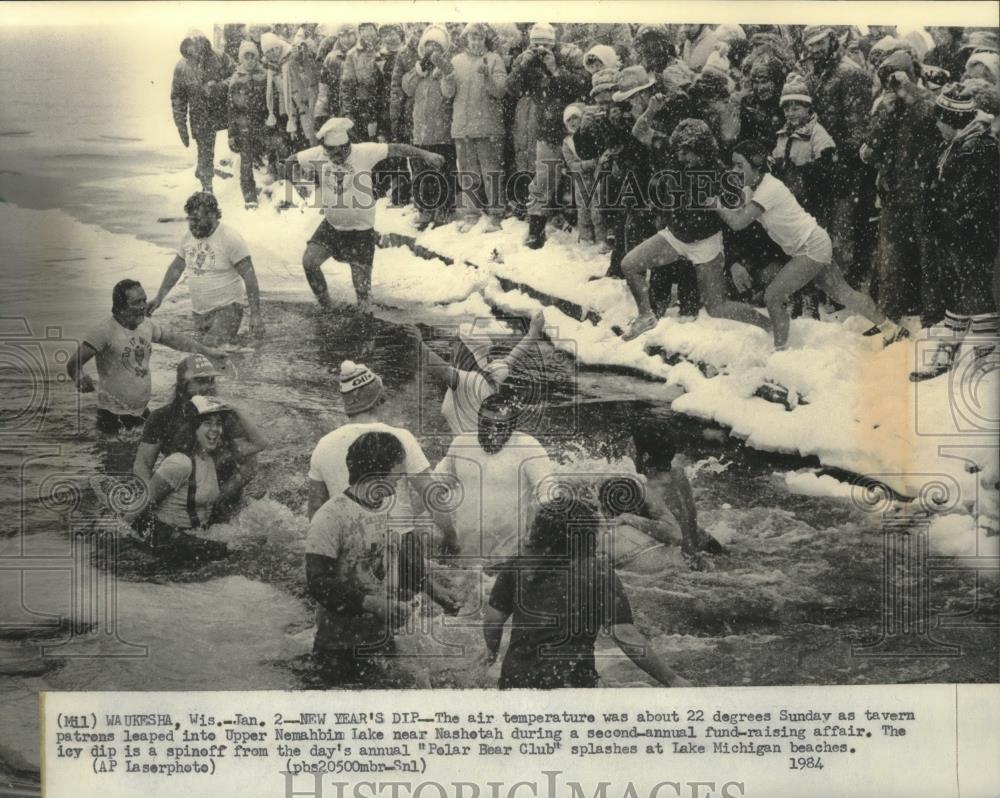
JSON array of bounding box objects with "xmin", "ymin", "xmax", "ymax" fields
[
  {"xmin": 289, "ymin": 28, "xmax": 320, "ymax": 145},
  {"xmin": 340, "ymin": 22, "xmax": 385, "ymax": 141},
  {"xmin": 171, "ymin": 29, "xmax": 234, "ymax": 193},
  {"xmin": 314, "ymin": 24, "xmax": 357, "ymax": 126},
  {"xmin": 633, "ymin": 25, "xmax": 676, "ymax": 78},
  {"xmin": 924, "ymin": 27, "xmax": 969, "ymax": 81},
  {"xmin": 911, "ymin": 84, "xmax": 1000, "ymax": 381},
  {"xmin": 439, "ymin": 23, "xmax": 508, "ymax": 233},
  {"xmin": 583, "ymin": 44, "xmax": 620, "ymax": 75},
  {"xmin": 227, "ymin": 41, "xmax": 269, "ymax": 208},
  {"xmin": 507, "ymin": 22, "xmax": 590, "ymax": 248},
  {"xmin": 801, "ymin": 25, "xmax": 876, "ymax": 290},
  {"xmin": 738, "ymin": 53, "xmax": 788, "ymax": 149},
  {"xmin": 561, "ymin": 104, "xmax": 604, "ymax": 245},
  {"xmin": 689, "ymin": 70, "xmax": 741, "ymax": 160},
  {"xmin": 963, "ymin": 51, "xmax": 1000, "ymax": 86},
  {"xmin": 575, "ymin": 67, "xmax": 621, "ymax": 255},
  {"xmin": 680, "ymin": 24, "xmax": 721, "ymax": 72},
  {"xmin": 375, "ymin": 23, "xmax": 411, "ymax": 204},
  {"xmin": 860, "ymin": 58, "xmax": 941, "ymax": 325},
  {"xmin": 402, "ymin": 24, "xmax": 456, "ymax": 230},
  {"xmin": 261, "ymin": 31, "xmax": 314, "ymax": 161},
  {"xmin": 390, "ymin": 26, "xmax": 420, "ymax": 143},
  {"xmin": 771, "ymin": 74, "xmax": 836, "ymax": 221}
]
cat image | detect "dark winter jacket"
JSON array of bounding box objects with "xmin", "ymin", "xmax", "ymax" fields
[
  {"xmin": 390, "ymin": 39, "xmax": 420, "ymax": 142},
  {"xmin": 315, "ymin": 45, "xmax": 348, "ymax": 121},
  {"xmin": 929, "ymin": 118, "xmax": 1000, "ymax": 261},
  {"xmin": 806, "ymin": 54, "xmax": 873, "ymax": 193},
  {"xmin": 227, "ymin": 62, "xmax": 268, "ymax": 148},
  {"xmin": 340, "ymin": 42, "xmax": 385, "ymax": 135},
  {"xmin": 863, "ymin": 86, "xmax": 939, "ymax": 208},
  {"xmin": 171, "ymin": 35, "xmax": 235, "ymax": 140},
  {"xmin": 507, "ymin": 45, "xmax": 590, "ymax": 146},
  {"xmin": 738, "ymin": 92, "xmax": 784, "ymax": 150}
]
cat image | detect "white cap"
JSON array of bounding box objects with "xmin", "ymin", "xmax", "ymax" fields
[{"xmin": 317, "ymin": 117, "xmax": 353, "ymax": 146}]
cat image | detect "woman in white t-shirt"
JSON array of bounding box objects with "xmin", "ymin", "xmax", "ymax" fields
[
  {"xmin": 124, "ymin": 395, "xmax": 230, "ymax": 559},
  {"xmin": 716, "ymin": 140, "xmax": 906, "ymax": 350}
]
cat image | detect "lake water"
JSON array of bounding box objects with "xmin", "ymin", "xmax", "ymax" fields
[{"xmin": 0, "ymin": 24, "xmax": 995, "ymax": 792}]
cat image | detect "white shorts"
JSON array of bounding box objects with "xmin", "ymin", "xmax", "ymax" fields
[
  {"xmin": 790, "ymin": 226, "xmax": 833, "ymax": 263},
  {"xmin": 658, "ymin": 228, "xmax": 723, "ymax": 265}
]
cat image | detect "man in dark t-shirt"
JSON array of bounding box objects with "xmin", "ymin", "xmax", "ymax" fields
[{"xmin": 133, "ymin": 354, "xmax": 266, "ymax": 521}]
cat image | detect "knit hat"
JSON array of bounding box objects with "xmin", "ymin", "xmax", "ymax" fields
[
  {"xmin": 802, "ymin": 25, "xmax": 835, "ymax": 46},
  {"xmin": 317, "ymin": 117, "xmax": 353, "ymax": 146},
  {"xmin": 714, "ymin": 24, "xmax": 746, "ymax": 43},
  {"xmin": 563, "ymin": 103, "xmax": 584, "ymax": 126},
  {"xmin": 703, "ymin": 49, "xmax": 731, "ymax": 78},
  {"xmin": 238, "ymin": 40, "xmax": 259, "ymax": 60},
  {"xmin": 339, "ymin": 361, "xmax": 385, "ymax": 416},
  {"xmin": 965, "ymin": 51, "xmax": 1000, "ymax": 85},
  {"xmin": 662, "ymin": 61, "xmax": 696, "ymax": 90},
  {"xmin": 780, "ymin": 73, "xmax": 812, "ymax": 105},
  {"xmin": 590, "ymin": 67, "xmax": 620, "ymax": 96},
  {"xmin": 529, "ymin": 22, "xmax": 557, "ymax": 46},
  {"xmin": 634, "ymin": 25, "xmax": 671, "ymax": 44},
  {"xmin": 747, "ymin": 53, "xmax": 787, "ymax": 85},
  {"xmin": 460, "ymin": 22, "xmax": 492, "ymax": 44},
  {"xmin": 418, "ymin": 23, "xmax": 450, "ymax": 57},
  {"xmin": 902, "ymin": 29, "xmax": 933, "ymax": 60},
  {"xmin": 379, "ymin": 23, "xmax": 403, "ymax": 39},
  {"xmin": 260, "ymin": 32, "xmax": 284, "ymax": 55},
  {"xmin": 936, "ymin": 82, "xmax": 977, "ymax": 114},
  {"xmin": 691, "ymin": 69, "xmax": 731, "ymax": 102},
  {"xmin": 584, "ymin": 44, "xmax": 619, "ymax": 71},
  {"xmin": 611, "ymin": 65, "xmax": 655, "ymax": 101}
]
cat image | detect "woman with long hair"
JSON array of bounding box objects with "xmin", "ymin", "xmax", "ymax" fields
[{"xmin": 124, "ymin": 395, "xmax": 232, "ymax": 560}]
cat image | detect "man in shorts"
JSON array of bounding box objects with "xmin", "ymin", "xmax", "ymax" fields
[
  {"xmin": 147, "ymin": 192, "xmax": 264, "ymax": 344},
  {"xmin": 286, "ymin": 117, "xmax": 446, "ymax": 313},
  {"xmin": 67, "ymin": 279, "xmax": 226, "ymax": 436}
]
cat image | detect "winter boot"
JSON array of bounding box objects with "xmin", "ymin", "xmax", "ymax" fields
[
  {"xmin": 909, "ymin": 342, "xmax": 958, "ymax": 382},
  {"xmin": 524, "ymin": 215, "xmax": 547, "ymax": 249}
]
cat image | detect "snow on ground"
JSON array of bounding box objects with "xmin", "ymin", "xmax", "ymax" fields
[{"xmin": 83, "ymin": 161, "xmax": 999, "ymax": 537}]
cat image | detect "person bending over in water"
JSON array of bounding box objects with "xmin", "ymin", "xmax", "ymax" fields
[
  {"xmin": 482, "ymin": 500, "xmax": 691, "ymax": 688},
  {"xmin": 122, "ymin": 395, "xmax": 232, "ymax": 561}
]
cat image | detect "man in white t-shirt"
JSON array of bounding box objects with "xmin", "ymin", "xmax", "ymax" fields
[
  {"xmin": 66, "ymin": 279, "xmax": 226, "ymax": 435},
  {"xmin": 286, "ymin": 117, "xmax": 446, "ymax": 313},
  {"xmin": 147, "ymin": 192, "xmax": 264, "ymax": 344},
  {"xmin": 307, "ymin": 361, "xmax": 437, "ymax": 536},
  {"xmin": 435, "ymin": 393, "xmax": 553, "ymax": 562}
]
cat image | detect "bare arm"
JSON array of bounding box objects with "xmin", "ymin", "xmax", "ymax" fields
[
  {"xmin": 122, "ymin": 472, "xmax": 174, "ymax": 522},
  {"xmin": 228, "ymin": 406, "xmax": 268, "ymax": 455},
  {"xmin": 611, "ymin": 623, "xmax": 691, "ymax": 687},
  {"xmin": 617, "ymin": 512, "xmax": 685, "ymax": 546},
  {"xmin": 66, "ymin": 342, "xmax": 98, "ymax": 393},
  {"xmin": 133, "ymin": 442, "xmax": 161, "ymax": 482},
  {"xmin": 716, "ymin": 197, "xmax": 764, "ymax": 231},
  {"xmin": 232, "ymin": 256, "xmax": 264, "ymax": 337},
  {"xmin": 148, "ymin": 255, "xmax": 187, "ymax": 314},
  {"xmin": 157, "ymin": 326, "xmax": 227, "ymax": 360},
  {"xmin": 482, "ymin": 605, "xmax": 508, "ymax": 665},
  {"xmin": 307, "ymin": 478, "xmax": 330, "ymax": 520}
]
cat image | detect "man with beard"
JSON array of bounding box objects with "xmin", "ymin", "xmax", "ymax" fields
[
  {"xmin": 434, "ymin": 393, "xmax": 552, "ymax": 562},
  {"xmin": 147, "ymin": 192, "xmax": 264, "ymax": 344},
  {"xmin": 67, "ymin": 280, "xmax": 226, "ymax": 436}
]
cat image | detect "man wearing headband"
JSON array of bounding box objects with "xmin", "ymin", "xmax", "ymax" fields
[{"xmin": 286, "ymin": 117, "xmax": 446, "ymax": 312}]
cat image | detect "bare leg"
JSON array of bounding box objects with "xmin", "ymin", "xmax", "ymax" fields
[
  {"xmin": 302, "ymin": 242, "xmax": 332, "ymax": 307},
  {"xmin": 696, "ymin": 254, "xmax": 772, "ymax": 331},
  {"xmin": 349, "ymin": 259, "xmax": 374, "ymax": 313},
  {"xmin": 762, "ymin": 254, "xmax": 828, "ymax": 347},
  {"xmin": 622, "ymin": 233, "xmax": 680, "ymax": 337},
  {"xmin": 814, "ymin": 262, "xmax": 887, "ymax": 328}
]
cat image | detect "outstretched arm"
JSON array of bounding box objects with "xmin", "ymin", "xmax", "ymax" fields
[
  {"xmin": 147, "ymin": 255, "xmax": 187, "ymax": 315},
  {"xmin": 611, "ymin": 622, "xmax": 691, "ymax": 686},
  {"xmin": 387, "ymin": 143, "xmax": 446, "ymax": 167},
  {"xmin": 716, "ymin": 195, "xmax": 764, "ymax": 231},
  {"xmin": 158, "ymin": 326, "xmax": 229, "ymax": 360},
  {"xmin": 404, "ymin": 325, "xmax": 459, "ymax": 390}
]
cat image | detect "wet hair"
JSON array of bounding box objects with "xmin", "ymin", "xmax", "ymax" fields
[
  {"xmin": 669, "ymin": 118, "xmax": 719, "ymax": 163},
  {"xmin": 345, "ymin": 431, "xmax": 405, "ymax": 486},
  {"xmin": 527, "ymin": 499, "xmax": 600, "ymax": 557},
  {"xmin": 183, "ymin": 191, "xmax": 221, "ymax": 219},
  {"xmin": 174, "ymin": 402, "xmax": 229, "ymax": 457},
  {"xmin": 632, "ymin": 426, "xmax": 677, "ymax": 475},
  {"xmin": 111, "ymin": 279, "xmax": 142, "ymax": 314},
  {"xmin": 732, "ymin": 139, "xmax": 771, "ymax": 173}
]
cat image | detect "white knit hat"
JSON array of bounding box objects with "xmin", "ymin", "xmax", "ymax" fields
[{"xmin": 529, "ymin": 22, "xmax": 556, "ymax": 46}]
